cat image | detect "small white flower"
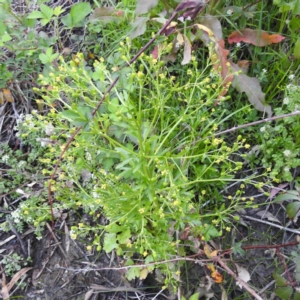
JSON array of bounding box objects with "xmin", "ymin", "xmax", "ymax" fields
[
  {"xmin": 260, "ymin": 126, "xmax": 266, "ymax": 132},
  {"xmin": 2, "ymin": 154, "xmax": 9, "ymax": 163},
  {"xmin": 45, "ymin": 123, "xmax": 55, "ymax": 136},
  {"xmin": 284, "ymin": 167, "xmax": 290, "ymax": 172},
  {"xmin": 262, "ymin": 68, "xmax": 267, "ymax": 74},
  {"xmin": 283, "ymin": 150, "xmax": 291, "ymax": 157},
  {"xmin": 283, "ymin": 97, "xmax": 289, "ymax": 105},
  {"xmin": 236, "ymin": 42, "xmax": 241, "ymax": 48},
  {"xmin": 288, "ymin": 74, "xmax": 295, "ymax": 81},
  {"xmin": 85, "ymin": 152, "xmax": 92, "ymax": 161},
  {"xmin": 227, "ymin": 9, "xmax": 233, "ymax": 15},
  {"xmin": 18, "ymin": 161, "xmax": 26, "ymax": 168}
]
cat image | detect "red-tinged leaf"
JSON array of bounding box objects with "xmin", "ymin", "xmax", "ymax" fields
[
  {"xmin": 269, "ymin": 183, "xmax": 289, "ymax": 200},
  {"xmin": 195, "ymin": 19, "xmax": 234, "ymax": 96},
  {"xmin": 286, "ymin": 202, "xmax": 300, "ymax": 219},
  {"xmin": 228, "ymin": 29, "xmax": 285, "ymax": 46},
  {"xmin": 90, "ymin": 7, "xmax": 125, "ymax": 24},
  {"xmin": 136, "ymin": 0, "xmax": 158, "ymax": 15},
  {"xmin": 176, "ymin": 0, "xmax": 206, "ymax": 20},
  {"xmin": 151, "ymin": 45, "xmax": 159, "ymax": 59},
  {"xmin": 230, "ymin": 62, "xmax": 273, "ymax": 117}
]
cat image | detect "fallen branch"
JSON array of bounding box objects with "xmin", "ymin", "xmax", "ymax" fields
[
  {"xmin": 215, "ymin": 257, "xmax": 264, "ymax": 300},
  {"xmin": 243, "ymin": 215, "xmax": 300, "ymax": 235}
]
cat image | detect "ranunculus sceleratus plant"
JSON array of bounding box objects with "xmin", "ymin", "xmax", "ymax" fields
[{"xmin": 28, "ymin": 39, "xmax": 258, "ymax": 286}]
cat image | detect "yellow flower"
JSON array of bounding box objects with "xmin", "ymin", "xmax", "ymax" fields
[
  {"xmin": 226, "ymin": 227, "xmax": 231, "ymax": 232},
  {"xmin": 143, "ymin": 251, "xmax": 148, "ymax": 257},
  {"xmin": 173, "ymin": 200, "xmax": 180, "ymax": 206},
  {"xmin": 245, "ymin": 144, "xmax": 251, "ymax": 149},
  {"xmin": 87, "ymin": 245, "xmax": 92, "ymax": 251},
  {"xmin": 139, "ymin": 208, "xmax": 145, "ymax": 214}
]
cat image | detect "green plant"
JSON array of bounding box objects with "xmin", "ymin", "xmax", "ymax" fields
[
  {"xmin": 25, "ymin": 37, "xmax": 266, "ymax": 288},
  {"xmin": 258, "ymin": 77, "xmax": 300, "ymax": 182},
  {"xmin": 1, "ymin": 253, "xmax": 31, "ymax": 277}
]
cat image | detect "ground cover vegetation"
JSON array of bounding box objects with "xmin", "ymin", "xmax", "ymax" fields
[{"xmin": 0, "ymin": 0, "xmax": 300, "ymax": 299}]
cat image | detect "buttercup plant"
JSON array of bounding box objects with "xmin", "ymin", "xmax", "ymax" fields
[{"xmin": 23, "ymin": 38, "xmax": 265, "ymax": 286}]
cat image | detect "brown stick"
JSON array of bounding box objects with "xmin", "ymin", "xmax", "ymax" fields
[{"xmin": 215, "ymin": 257, "xmax": 264, "ymax": 300}]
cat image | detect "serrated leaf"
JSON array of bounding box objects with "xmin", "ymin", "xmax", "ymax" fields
[
  {"xmin": 27, "ymin": 10, "xmax": 44, "ymax": 19},
  {"xmin": 230, "ymin": 62, "xmax": 272, "ymax": 117},
  {"xmin": 117, "ymin": 229, "xmax": 131, "ymax": 244},
  {"xmin": 126, "ymin": 267, "xmax": 141, "ymax": 280},
  {"xmin": 103, "ymin": 233, "xmax": 118, "ymax": 253},
  {"xmin": 53, "ymin": 6, "xmax": 65, "ymax": 17},
  {"xmin": 228, "ymin": 29, "xmax": 285, "ymax": 46},
  {"xmin": 273, "ymin": 273, "xmax": 289, "ymax": 287},
  {"xmin": 286, "ymin": 202, "xmax": 300, "ymax": 219},
  {"xmin": 232, "ymin": 242, "xmax": 246, "ymax": 256},
  {"xmin": 40, "ymin": 4, "xmax": 53, "ymax": 20},
  {"xmin": 135, "ymin": 0, "xmax": 158, "ymax": 15},
  {"xmin": 274, "ymin": 287, "xmax": 293, "ymax": 300},
  {"xmin": 62, "ymin": 2, "xmax": 91, "ymax": 28}
]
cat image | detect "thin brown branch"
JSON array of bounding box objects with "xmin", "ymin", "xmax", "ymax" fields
[
  {"xmin": 215, "ymin": 257, "xmax": 264, "ymax": 300},
  {"xmin": 195, "ymin": 110, "xmax": 300, "ymax": 144}
]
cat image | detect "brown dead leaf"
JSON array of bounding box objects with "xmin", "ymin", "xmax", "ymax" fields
[
  {"xmin": 195, "ymin": 21, "xmax": 234, "ymax": 96},
  {"xmin": 235, "ymin": 264, "xmax": 251, "ymax": 288},
  {"xmin": 2, "ymin": 89, "xmax": 14, "ymax": 103},
  {"xmin": 5, "ymin": 267, "xmax": 32, "ymax": 293},
  {"xmin": 207, "ymin": 263, "xmax": 223, "ymax": 283},
  {"xmin": 182, "ymin": 35, "xmax": 192, "ymax": 65},
  {"xmin": 228, "ymin": 29, "xmax": 285, "ymax": 47},
  {"xmin": 84, "ymin": 289, "xmax": 95, "ymax": 300}
]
